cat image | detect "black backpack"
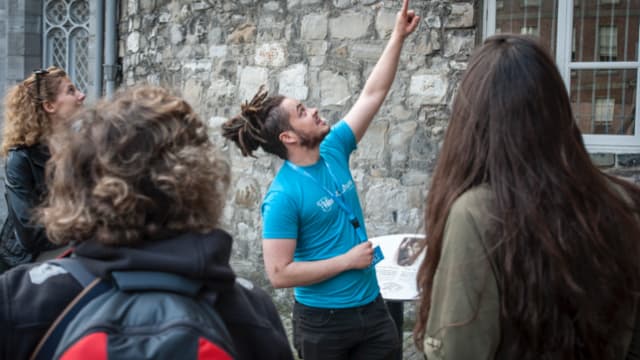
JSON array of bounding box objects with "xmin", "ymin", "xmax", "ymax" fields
[{"xmin": 30, "ymin": 258, "xmax": 236, "ymax": 360}]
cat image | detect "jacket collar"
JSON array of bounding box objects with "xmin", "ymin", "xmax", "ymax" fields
[{"xmin": 72, "ymin": 229, "xmax": 236, "ymax": 291}]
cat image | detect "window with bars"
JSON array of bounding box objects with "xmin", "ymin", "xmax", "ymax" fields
[
  {"xmin": 484, "ymin": 0, "xmax": 640, "ymax": 152},
  {"xmin": 42, "ymin": 0, "xmax": 90, "ymax": 94},
  {"xmin": 599, "ymin": 26, "xmax": 618, "ymax": 61}
]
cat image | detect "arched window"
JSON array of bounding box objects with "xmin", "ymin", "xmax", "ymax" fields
[{"xmin": 43, "ymin": 0, "xmax": 90, "ymax": 94}]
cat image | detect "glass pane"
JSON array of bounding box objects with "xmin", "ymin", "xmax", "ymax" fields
[
  {"xmin": 495, "ymin": 0, "xmax": 558, "ymax": 57},
  {"xmin": 572, "ymin": 0, "xmax": 640, "ymax": 62},
  {"xmin": 45, "ymin": 0, "xmax": 67, "ymax": 26},
  {"xmin": 571, "ymin": 68, "xmax": 637, "ymax": 134},
  {"xmin": 70, "ymin": 28, "xmax": 89, "ymax": 93},
  {"xmin": 47, "ymin": 28, "xmax": 67, "ymax": 70}
]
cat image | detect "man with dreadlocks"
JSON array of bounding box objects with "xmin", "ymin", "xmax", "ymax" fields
[{"xmin": 222, "ymin": 1, "xmax": 419, "ymax": 359}]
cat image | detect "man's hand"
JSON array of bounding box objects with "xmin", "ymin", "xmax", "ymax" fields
[
  {"xmin": 393, "ymin": 0, "xmax": 420, "ymax": 39},
  {"xmin": 343, "ymin": 241, "xmax": 375, "ymax": 269}
]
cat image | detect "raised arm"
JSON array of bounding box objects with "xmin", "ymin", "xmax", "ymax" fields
[
  {"xmin": 344, "ymin": 0, "xmax": 420, "ymax": 143},
  {"xmin": 263, "ymin": 239, "xmax": 374, "ymax": 288}
]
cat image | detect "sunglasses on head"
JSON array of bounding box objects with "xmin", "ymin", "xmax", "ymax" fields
[{"xmin": 33, "ymin": 68, "xmax": 49, "ymax": 101}]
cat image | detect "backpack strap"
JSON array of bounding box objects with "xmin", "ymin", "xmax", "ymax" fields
[{"xmin": 29, "ymin": 259, "xmax": 112, "ymax": 360}]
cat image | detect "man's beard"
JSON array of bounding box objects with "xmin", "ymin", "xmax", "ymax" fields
[{"xmin": 293, "ymin": 127, "xmax": 330, "ymax": 149}]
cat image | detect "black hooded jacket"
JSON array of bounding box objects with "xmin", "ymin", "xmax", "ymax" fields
[{"xmin": 0, "ymin": 229, "xmax": 293, "ymax": 359}]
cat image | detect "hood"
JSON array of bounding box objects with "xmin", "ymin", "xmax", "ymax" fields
[{"xmin": 72, "ymin": 229, "xmax": 236, "ymax": 291}]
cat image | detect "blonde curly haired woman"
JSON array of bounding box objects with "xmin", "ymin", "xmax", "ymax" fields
[{"xmin": 0, "ymin": 66, "xmax": 85, "ymax": 271}]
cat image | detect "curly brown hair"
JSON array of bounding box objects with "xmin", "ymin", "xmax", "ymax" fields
[
  {"xmin": 1, "ymin": 66, "xmax": 68, "ymax": 155},
  {"xmin": 39, "ymin": 85, "xmax": 230, "ymax": 246}
]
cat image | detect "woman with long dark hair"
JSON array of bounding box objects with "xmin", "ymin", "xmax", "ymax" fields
[
  {"xmin": 0, "ymin": 66, "xmax": 85, "ymax": 271},
  {"xmin": 414, "ymin": 34, "xmax": 640, "ymax": 359}
]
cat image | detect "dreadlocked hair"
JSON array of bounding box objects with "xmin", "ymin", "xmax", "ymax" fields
[{"xmin": 222, "ymin": 85, "xmax": 289, "ymax": 159}]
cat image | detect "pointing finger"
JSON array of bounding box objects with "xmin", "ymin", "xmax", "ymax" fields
[{"xmin": 401, "ymin": 0, "xmax": 409, "ymax": 16}]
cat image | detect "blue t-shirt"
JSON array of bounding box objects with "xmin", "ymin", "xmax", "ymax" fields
[{"xmin": 261, "ymin": 120, "xmax": 380, "ymax": 308}]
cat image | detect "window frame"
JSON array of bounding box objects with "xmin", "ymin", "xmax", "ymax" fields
[{"xmin": 483, "ymin": 0, "xmax": 640, "ymax": 153}]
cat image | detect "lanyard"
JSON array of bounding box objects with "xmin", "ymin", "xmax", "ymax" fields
[{"xmin": 286, "ymin": 159, "xmax": 368, "ymax": 243}]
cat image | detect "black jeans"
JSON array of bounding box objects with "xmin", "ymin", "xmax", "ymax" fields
[{"xmin": 292, "ymin": 295, "xmax": 400, "ymax": 360}]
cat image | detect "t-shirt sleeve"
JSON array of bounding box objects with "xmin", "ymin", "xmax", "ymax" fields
[
  {"xmin": 423, "ymin": 195, "xmax": 501, "ymax": 360},
  {"xmin": 321, "ymin": 120, "xmax": 357, "ymax": 163},
  {"xmin": 262, "ymin": 190, "xmax": 299, "ymax": 239}
]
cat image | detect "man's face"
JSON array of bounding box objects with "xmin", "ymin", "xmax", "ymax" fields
[{"xmin": 280, "ymin": 97, "xmax": 330, "ymax": 149}]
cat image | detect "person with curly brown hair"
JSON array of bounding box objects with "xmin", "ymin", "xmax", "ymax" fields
[
  {"xmin": 0, "ymin": 66, "xmax": 85, "ymax": 271},
  {"xmin": 0, "ymin": 85, "xmax": 293, "ymax": 359}
]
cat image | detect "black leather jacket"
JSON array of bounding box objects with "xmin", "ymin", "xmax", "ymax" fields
[{"xmin": 0, "ymin": 144, "xmax": 55, "ymax": 268}]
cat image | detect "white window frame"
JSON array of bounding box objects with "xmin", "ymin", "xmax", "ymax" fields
[{"xmin": 483, "ymin": 0, "xmax": 640, "ymax": 153}]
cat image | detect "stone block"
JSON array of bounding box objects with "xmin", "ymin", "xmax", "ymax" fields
[
  {"xmin": 409, "ymin": 74, "xmax": 448, "ymax": 104},
  {"xmin": 182, "ymin": 78, "xmax": 202, "ymax": 107},
  {"xmin": 617, "ymin": 153, "xmax": 640, "ymax": 168},
  {"xmin": 262, "ymin": 1, "xmax": 281, "ymax": 12},
  {"xmin": 590, "ymin": 153, "xmax": 615, "ymax": 168},
  {"xmin": 128, "ymin": 0, "xmax": 139, "ymax": 15},
  {"xmin": 301, "ymin": 13, "xmax": 328, "ymax": 40},
  {"xmin": 319, "ymin": 70, "xmax": 351, "ymax": 106},
  {"xmin": 304, "ymin": 40, "xmax": 328, "ymax": 56},
  {"xmin": 192, "ymin": 2, "xmax": 210, "ymax": 11},
  {"xmin": 375, "ymin": 8, "xmax": 396, "ymax": 39},
  {"xmin": 127, "ymin": 31, "xmax": 140, "ymax": 53},
  {"xmin": 329, "ymin": 12, "xmax": 371, "ymax": 39},
  {"xmin": 357, "ymin": 121, "xmax": 388, "ymax": 160},
  {"xmin": 443, "ymin": 30, "xmax": 475, "ymax": 58},
  {"xmin": 333, "ymin": 0, "xmax": 354, "ymax": 9},
  {"xmin": 169, "ymin": 24, "xmax": 183, "ymax": 45},
  {"xmin": 287, "ymin": 0, "xmax": 323, "ymax": 8},
  {"xmin": 209, "ymin": 45, "xmax": 227, "ymax": 58},
  {"xmin": 158, "ymin": 12, "xmax": 171, "ymax": 23},
  {"xmin": 227, "ymin": 23, "xmax": 256, "ymax": 44},
  {"xmin": 389, "ymin": 121, "xmax": 418, "ymax": 148},
  {"xmin": 238, "ymin": 66, "xmax": 268, "ymax": 101},
  {"xmin": 255, "ymin": 42, "xmax": 286, "ymax": 67},
  {"xmin": 445, "ymin": 3, "xmax": 474, "ymax": 28},
  {"xmin": 279, "ymin": 63, "xmax": 308, "ymax": 100},
  {"xmin": 183, "ymin": 60, "xmax": 212, "ymax": 72},
  {"xmin": 351, "ymin": 42, "xmax": 384, "ymax": 61},
  {"xmin": 425, "ymin": 12, "xmax": 441, "ymax": 29}
]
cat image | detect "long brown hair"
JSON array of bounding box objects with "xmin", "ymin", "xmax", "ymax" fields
[
  {"xmin": 2, "ymin": 66, "xmax": 68, "ymax": 155},
  {"xmin": 39, "ymin": 85, "xmax": 230, "ymax": 246},
  {"xmin": 221, "ymin": 85, "xmax": 290, "ymax": 159},
  {"xmin": 415, "ymin": 34, "xmax": 640, "ymax": 358}
]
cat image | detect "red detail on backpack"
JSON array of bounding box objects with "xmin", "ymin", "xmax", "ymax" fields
[
  {"xmin": 60, "ymin": 332, "xmax": 108, "ymax": 360},
  {"xmin": 198, "ymin": 338, "xmax": 232, "ymax": 360}
]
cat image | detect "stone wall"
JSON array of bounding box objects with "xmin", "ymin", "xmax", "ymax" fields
[{"xmin": 119, "ymin": 0, "xmax": 477, "ymax": 317}]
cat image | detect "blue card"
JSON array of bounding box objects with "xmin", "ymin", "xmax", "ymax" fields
[{"xmin": 371, "ymin": 245, "xmax": 384, "ymax": 266}]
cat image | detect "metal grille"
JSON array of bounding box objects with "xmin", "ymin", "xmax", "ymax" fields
[
  {"xmin": 70, "ymin": 28, "xmax": 89, "ymax": 92},
  {"xmin": 48, "ymin": 28, "xmax": 66, "ymax": 70},
  {"xmin": 43, "ymin": 0, "xmax": 90, "ymax": 94}
]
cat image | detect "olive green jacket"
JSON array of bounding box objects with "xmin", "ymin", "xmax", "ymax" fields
[{"xmin": 423, "ymin": 186, "xmax": 639, "ymax": 359}]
